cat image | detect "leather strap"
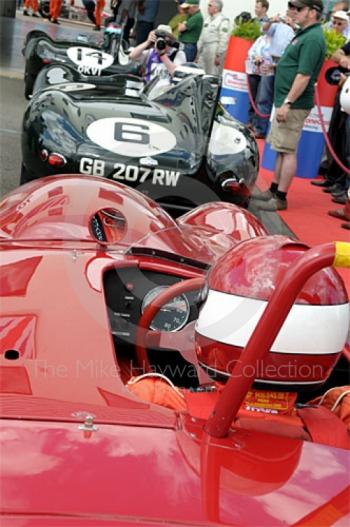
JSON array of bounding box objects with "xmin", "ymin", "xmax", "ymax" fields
[{"xmin": 297, "ymin": 406, "xmax": 349, "ymax": 450}]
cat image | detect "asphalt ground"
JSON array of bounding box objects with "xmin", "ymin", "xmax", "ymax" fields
[
  {"xmin": 0, "ymin": 12, "xmax": 100, "ymax": 198},
  {"xmin": 0, "ymin": 76, "xmax": 27, "ymax": 196}
]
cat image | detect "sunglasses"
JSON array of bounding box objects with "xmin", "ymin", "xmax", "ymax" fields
[{"xmin": 288, "ymin": 2, "xmax": 320, "ymax": 12}]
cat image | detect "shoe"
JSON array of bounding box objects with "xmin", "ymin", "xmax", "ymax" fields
[
  {"xmin": 323, "ymin": 184, "xmax": 343, "ymax": 194},
  {"xmin": 318, "ymin": 164, "xmax": 329, "ymax": 176},
  {"xmin": 51, "ymin": 19, "xmax": 60, "ymax": 24},
  {"xmin": 256, "ymin": 197, "xmax": 287, "ymax": 211},
  {"xmin": 328, "ymin": 209, "xmax": 350, "ymax": 221},
  {"xmin": 332, "ymin": 188, "xmax": 347, "ymax": 198},
  {"xmin": 332, "ymin": 195, "xmax": 347, "ymax": 205},
  {"xmin": 341, "ymin": 222, "xmax": 350, "ymax": 230},
  {"xmin": 332, "ymin": 190, "xmax": 344, "ymax": 198},
  {"xmin": 93, "ymin": 25, "xmax": 101, "ymax": 30},
  {"xmin": 252, "ymin": 189, "xmax": 276, "ymax": 201},
  {"xmin": 252, "ymin": 129, "xmax": 266, "ymax": 139},
  {"xmin": 32, "ymin": 12, "xmax": 39, "ymax": 17},
  {"xmin": 310, "ymin": 179, "xmax": 333, "ymax": 187},
  {"xmin": 23, "ymin": 9, "xmax": 29, "ymax": 15},
  {"xmin": 48, "ymin": 15, "xmax": 51, "ymax": 20}
]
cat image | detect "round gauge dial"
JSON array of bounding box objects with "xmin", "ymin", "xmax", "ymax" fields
[{"xmin": 141, "ymin": 285, "xmax": 190, "ymax": 332}]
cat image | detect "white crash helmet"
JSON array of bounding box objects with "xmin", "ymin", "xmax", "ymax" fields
[
  {"xmin": 340, "ymin": 76, "xmax": 350, "ymax": 115},
  {"xmin": 195, "ymin": 236, "xmax": 349, "ymax": 390}
]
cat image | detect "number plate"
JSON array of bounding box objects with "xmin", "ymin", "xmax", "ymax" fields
[{"xmin": 79, "ymin": 158, "xmax": 181, "ymax": 187}]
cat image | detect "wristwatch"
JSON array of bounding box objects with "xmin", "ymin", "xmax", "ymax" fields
[{"xmin": 284, "ymin": 98, "xmax": 293, "ymax": 106}]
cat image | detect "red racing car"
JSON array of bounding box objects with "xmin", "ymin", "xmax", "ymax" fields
[{"xmin": 0, "ymin": 175, "xmax": 349, "ymax": 526}]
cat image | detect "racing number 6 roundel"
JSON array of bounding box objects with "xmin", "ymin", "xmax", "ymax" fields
[{"xmin": 86, "ymin": 118, "xmax": 177, "ymax": 157}]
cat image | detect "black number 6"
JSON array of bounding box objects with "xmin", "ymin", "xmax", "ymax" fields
[{"xmin": 114, "ymin": 123, "xmax": 150, "ymax": 145}]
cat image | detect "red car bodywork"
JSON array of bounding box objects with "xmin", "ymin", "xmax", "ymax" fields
[{"xmin": 0, "ymin": 176, "xmax": 349, "ymax": 526}]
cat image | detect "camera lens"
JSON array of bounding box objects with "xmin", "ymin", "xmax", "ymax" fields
[{"xmin": 156, "ymin": 38, "xmax": 167, "ymax": 51}]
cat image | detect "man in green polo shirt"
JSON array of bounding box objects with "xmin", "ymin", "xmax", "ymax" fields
[
  {"xmin": 255, "ymin": 0, "xmax": 326, "ymax": 211},
  {"xmin": 178, "ymin": 0, "xmax": 204, "ymax": 62}
]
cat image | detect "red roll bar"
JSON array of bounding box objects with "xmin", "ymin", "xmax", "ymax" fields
[{"xmin": 205, "ymin": 242, "xmax": 350, "ymax": 438}]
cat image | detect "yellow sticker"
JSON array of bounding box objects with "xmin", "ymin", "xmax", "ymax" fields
[{"xmin": 244, "ymin": 389, "xmax": 297, "ymax": 414}]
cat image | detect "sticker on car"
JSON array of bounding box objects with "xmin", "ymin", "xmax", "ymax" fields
[
  {"xmin": 79, "ymin": 158, "xmax": 180, "ymax": 187},
  {"xmin": 66, "ymin": 46, "xmax": 114, "ymax": 75},
  {"xmin": 47, "ymin": 81, "xmax": 97, "ymax": 92},
  {"xmin": 86, "ymin": 118, "xmax": 177, "ymax": 157}
]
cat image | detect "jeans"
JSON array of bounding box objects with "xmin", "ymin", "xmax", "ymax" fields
[
  {"xmin": 183, "ymin": 42, "xmax": 197, "ymax": 62},
  {"xmin": 136, "ymin": 21, "xmax": 154, "ymax": 45},
  {"xmin": 123, "ymin": 17, "xmax": 135, "ymax": 43},
  {"xmin": 247, "ymin": 74, "xmax": 261, "ymax": 124},
  {"xmin": 327, "ymin": 93, "xmax": 349, "ymax": 188},
  {"xmin": 346, "ymin": 116, "xmax": 350, "ymax": 166},
  {"xmin": 345, "ymin": 116, "xmax": 350, "ymax": 191},
  {"xmin": 254, "ymin": 74, "xmax": 275, "ymax": 137},
  {"xmin": 82, "ymin": 0, "xmax": 96, "ymax": 24}
]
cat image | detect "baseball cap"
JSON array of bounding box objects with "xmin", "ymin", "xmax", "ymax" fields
[
  {"xmin": 289, "ymin": 0, "xmax": 323, "ymax": 12},
  {"xmin": 332, "ymin": 10, "xmax": 349, "ymax": 21},
  {"xmin": 181, "ymin": 0, "xmax": 200, "ymax": 7}
]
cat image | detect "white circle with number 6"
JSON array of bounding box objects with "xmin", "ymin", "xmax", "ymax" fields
[
  {"xmin": 67, "ymin": 47, "xmax": 114, "ymax": 70},
  {"xmin": 86, "ymin": 118, "xmax": 177, "ymax": 157}
]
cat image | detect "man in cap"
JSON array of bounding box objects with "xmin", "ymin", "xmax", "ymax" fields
[
  {"xmin": 255, "ymin": 0, "xmax": 326, "ymax": 211},
  {"xmin": 197, "ymin": 0, "xmax": 231, "ymax": 75},
  {"xmin": 168, "ymin": 0, "xmax": 188, "ymax": 40},
  {"xmin": 178, "ymin": 0, "xmax": 204, "ymax": 62},
  {"xmin": 330, "ymin": 10, "xmax": 350, "ymax": 39},
  {"xmin": 129, "ymin": 24, "xmax": 186, "ymax": 82}
]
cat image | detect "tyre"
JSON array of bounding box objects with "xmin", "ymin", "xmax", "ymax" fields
[
  {"xmin": 38, "ymin": 0, "xmax": 50, "ymax": 18},
  {"xmin": 24, "ymin": 70, "xmax": 35, "ymax": 100},
  {"xmin": 20, "ymin": 164, "xmax": 33, "ymax": 185}
]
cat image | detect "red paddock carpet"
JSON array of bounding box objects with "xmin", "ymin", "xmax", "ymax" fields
[{"xmin": 255, "ymin": 141, "xmax": 350, "ymax": 289}]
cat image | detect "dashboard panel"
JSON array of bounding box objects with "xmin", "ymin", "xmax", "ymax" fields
[{"xmin": 103, "ymin": 266, "xmax": 202, "ymax": 347}]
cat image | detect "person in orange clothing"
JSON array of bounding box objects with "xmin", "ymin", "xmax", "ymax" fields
[
  {"xmin": 23, "ymin": 0, "xmax": 40, "ymax": 16},
  {"xmin": 94, "ymin": 0, "xmax": 106, "ymax": 30},
  {"xmin": 49, "ymin": 0, "xmax": 63, "ymax": 24}
]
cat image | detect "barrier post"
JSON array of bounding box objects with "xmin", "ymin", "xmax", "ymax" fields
[
  {"xmin": 220, "ymin": 36, "xmax": 253, "ymax": 123},
  {"xmin": 262, "ymin": 59, "xmax": 339, "ymax": 179}
]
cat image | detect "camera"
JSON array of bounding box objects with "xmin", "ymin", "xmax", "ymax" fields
[
  {"xmin": 156, "ymin": 38, "xmax": 167, "ymax": 51},
  {"xmin": 154, "ymin": 30, "xmax": 179, "ymax": 52}
]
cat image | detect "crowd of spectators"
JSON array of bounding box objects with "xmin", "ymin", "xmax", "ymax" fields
[{"xmin": 242, "ymin": 0, "xmax": 349, "ymax": 215}]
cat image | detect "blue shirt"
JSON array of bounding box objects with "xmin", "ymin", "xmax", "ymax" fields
[
  {"xmin": 137, "ymin": 0, "xmax": 159, "ymax": 23},
  {"xmin": 267, "ymin": 22, "xmax": 295, "ymax": 58},
  {"xmin": 248, "ymin": 34, "xmax": 271, "ymax": 61}
]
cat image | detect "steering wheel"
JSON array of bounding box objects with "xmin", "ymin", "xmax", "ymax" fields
[{"xmin": 135, "ymin": 277, "xmax": 205, "ymax": 373}]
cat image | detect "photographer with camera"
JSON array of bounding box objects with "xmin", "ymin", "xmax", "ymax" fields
[{"xmin": 129, "ymin": 24, "xmax": 186, "ymax": 82}]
